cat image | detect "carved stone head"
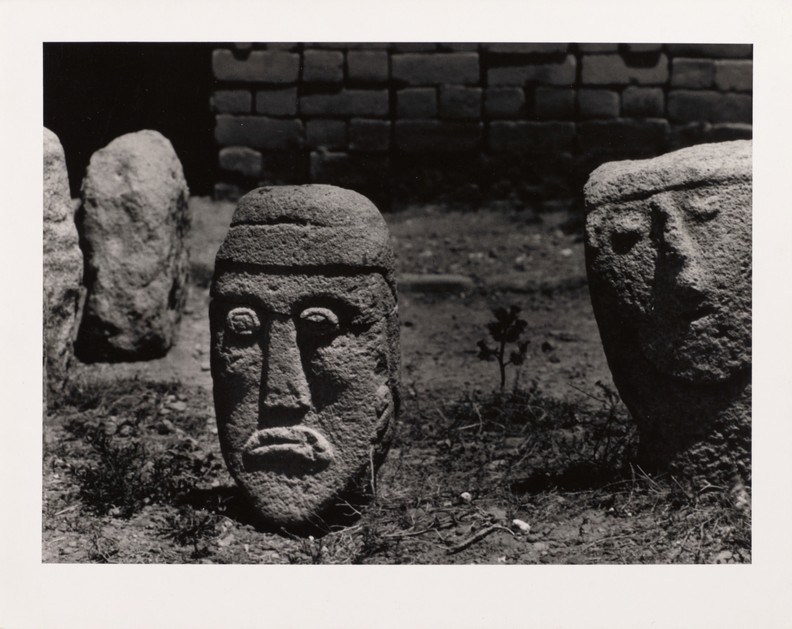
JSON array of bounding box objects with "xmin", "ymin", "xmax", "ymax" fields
[
  {"xmin": 584, "ymin": 141, "xmax": 752, "ymax": 478},
  {"xmin": 585, "ymin": 140, "xmax": 752, "ymax": 384},
  {"xmin": 210, "ymin": 185, "xmax": 399, "ymax": 530}
]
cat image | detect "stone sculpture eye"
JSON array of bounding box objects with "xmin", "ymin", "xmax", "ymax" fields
[
  {"xmin": 687, "ymin": 195, "xmax": 720, "ymax": 222},
  {"xmin": 226, "ymin": 306, "xmax": 260, "ymax": 336},
  {"xmin": 299, "ymin": 307, "xmax": 340, "ymax": 337},
  {"xmin": 611, "ymin": 228, "xmax": 642, "ymax": 255}
]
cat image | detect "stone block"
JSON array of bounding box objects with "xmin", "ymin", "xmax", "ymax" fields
[
  {"xmin": 392, "ymin": 53, "xmax": 480, "ymax": 85},
  {"xmin": 439, "ymin": 86, "xmax": 482, "ymax": 120},
  {"xmin": 621, "ymin": 87, "xmax": 664, "ymax": 117},
  {"xmin": 255, "ymin": 88, "xmax": 298, "ymax": 116},
  {"xmin": 300, "ymin": 89, "xmax": 389, "ymax": 117},
  {"xmin": 397, "ymin": 88, "xmax": 438, "ymax": 118},
  {"xmin": 483, "ymin": 43, "xmax": 569, "ymax": 55},
  {"xmin": 668, "ymin": 90, "xmax": 752, "ymax": 124},
  {"xmin": 391, "ymin": 43, "xmax": 438, "ymax": 52},
  {"xmin": 211, "ymin": 90, "xmax": 252, "ymax": 114},
  {"xmin": 43, "ymin": 128, "xmax": 84, "ymax": 396},
  {"xmin": 581, "ymin": 53, "xmax": 669, "ymax": 85},
  {"xmin": 438, "ymin": 43, "xmax": 480, "ymax": 52},
  {"xmin": 667, "ymin": 122, "xmax": 754, "ymax": 150},
  {"xmin": 484, "ymin": 87, "xmax": 525, "ymax": 118},
  {"xmin": 394, "ymin": 120, "xmax": 482, "ymax": 152},
  {"xmin": 76, "ymin": 130, "xmax": 190, "ymax": 362},
  {"xmin": 667, "ymin": 44, "xmax": 752, "ymax": 59},
  {"xmin": 488, "ymin": 55, "xmax": 576, "ymax": 86},
  {"xmin": 215, "ymin": 115, "xmax": 304, "ymax": 150},
  {"xmin": 584, "ymin": 140, "xmax": 752, "ymax": 482},
  {"xmin": 577, "ymin": 43, "xmax": 619, "ymax": 53},
  {"xmin": 714, "ymin": 60, "xmax": 752, "ymax": 92},
  {"xmin": 533, "ymin": 87, "xmax": 576, "ymax": 119},
  {"xmin": 671, "ymin": 58, "xmax": 715, "ymax": 88},
  {"xmin": 347, "ymin": 51, "xmax": 389, "ymax": 83},
  {"xmin": 214, "ymin": 182, "xmax": 243, "ymax": 202},
  {"xmin": 219, "ymin": 146, "xmax": 263, "ymax": 178},
  {"xmin": 305, "ymin": 119, "xmax": 348, "ymax": 149},
  {"xmin": 488, "ymin": 121, "xmax": 576, "ymax": 152},
  {"xmin": 210, "ymin": 185, "xmax": 399, "ymax": 529},
  {"xmin": 349, "ymin": 119, "xmax": 391, "ymax": 152},
  {"xmin": 303, "ymin": 50, "xmax": 345, "ymax": 83},
  {"xmin": 577, "ymin": 119, "xmax": 668, "ymax": 152},
  {"xmin": 259, "ymin": 152, "xmax": 309, "ymax": 185},
  {"xmin": 578, "ymin": 89, "xmax": 620, "ymax": 119},
  {"xmin": 624, "ymin": 43, "xmax": 663, "ymax": 53},
  {"xmin": 212, "ymin": 49, "xmax": 300, "ymax": 83}
]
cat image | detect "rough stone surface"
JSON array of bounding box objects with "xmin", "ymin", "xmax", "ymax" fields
[
  {"xmin": 43, "ymin": 128, "xmax": 84, "ymax": 394},
  {"xmin": 77, "ymin": 130, "xmax": 190, "ymax": 361},
  {"xmin": 210, "ymin": 185, "xmax": 400, "ymax": 530},
  {"xmin": 584, "ymin": 140, "xmax": 751, "ymax": 482}
]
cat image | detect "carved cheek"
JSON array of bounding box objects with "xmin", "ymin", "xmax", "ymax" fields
[{"xmin": 308, "ymin": 334, "xmax": 378, "ymax": 388}]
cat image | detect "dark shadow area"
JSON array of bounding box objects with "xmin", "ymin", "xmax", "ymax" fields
[{"xmin": 44, "ymin": 42, "xmax": 217, "ymax": 196}]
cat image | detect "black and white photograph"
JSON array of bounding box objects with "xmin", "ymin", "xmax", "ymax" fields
[
  {"xmin": 3, "ymin": 1, "xmax": 792, "ymax": 627},
  {"xmin": 42, "ymin": 40, "xmax": 754, "ymax": 565}
]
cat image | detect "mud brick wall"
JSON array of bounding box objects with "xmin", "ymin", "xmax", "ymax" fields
[{"xmin": 211, "ymin": 43, "xmax": 752, "ymax": 207}]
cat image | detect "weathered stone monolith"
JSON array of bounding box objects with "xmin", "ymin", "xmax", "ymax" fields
[
  {"xmin": 44, "ymin": 128, "xmax": 84, "ymax": 397},
  {"xmin": 584, "ymin": 140, "xmax": 751, "ymax": 483},
  {"xmin": 76, "ymin": 130, "xmax": 190, "ymax": 361},
  {"xmin": 210, "ymin": 185, "xmax": 400, "ymax": 530}
]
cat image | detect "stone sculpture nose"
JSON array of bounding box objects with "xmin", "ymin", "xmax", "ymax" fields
[
  {"xmin": 660, "ymin": 210, "xmax": 703, "ymax": 288},
  {"xmin": 260, "ymin": 314, "xmax": 312, "ymax": 415}
]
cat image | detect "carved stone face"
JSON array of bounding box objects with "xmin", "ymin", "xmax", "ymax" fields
[
  {"xmin": 586, "ymin": 180, "xmax": 751, "ymax": 383},
  {"xmin": 210, "ymin": 269, "xmax": 398, "ymax": 528}
]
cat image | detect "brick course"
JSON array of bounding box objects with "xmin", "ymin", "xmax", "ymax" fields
[
  {"xmin": 255, "ymin": 88, "xmax": 298, "ymax": 116},
  {"xmin": 488, "ymin": 55, "xmax": 576, "ymax": 86},
  {"xmin": 577, "ymin": 89, "xmax": 620, "ymax": 119},
  {"xmin": 212, "ymin": 49, "xmax": 299, "ymax": 83},
  {"xmin": 300, "ymin": 89, "xmax": 389, "ymax": 117},
  {"xmin": 392, "ymin": 53, "xmax": 479, "ymax": 85},
  {"xmin": 211, "ymin": 90, "xmax": 252, "ymax": 114},
  {"xmin": 215, "ymin": 115, "xmax": 303, "ymax": 150},
  {"xmin": 667, "ymin": 90, "xmax": 752, "ymax": 123},
  {"xmin": 303, "ymin": 50, "xmax": 344, "ymax": 83},
  {"xmin": 397, "ymin": 88, "xmax": 438, "ymax": 118},
  {"xmin": 715, "ymin": 60, "xmax": 752, "ymax": 91},
  {"xmin": 349, "ymin": 119, "xmax": 391, "ymax": 152},
  {"xmin": 484, "ymin": 88, "xmax": 525, "ymax": 118},
  {"xmin": 347, "ymin": 51, "xmax": 389, "ymax": 83},
  {"xmin": 489, "ymin": 121, "xmax": 576, "ymax": 152},
  {"xmin": 394, "ymin": 120, "xmax": 482, "ymax": 152},
  {"xmin": 305, "ymin": 119, "xmax": 347, "ymax": 149},
  {"xmin": 621, "ymin": 87, "xmax": 664, "ymax": 117},
  {"xmin": 439, "ymin": 86, "xmax": 482, "ymax": 120},
  {"xmin": 534, "ymin": 88, "xmax": 575, "ymax": 120},
  {"xmin": 671, "ymin": 58, "xmax": 715, "ymax": 89},
  {"xmin": 582, "ymin": 53, "xmax": 669, "ymax": 85}
]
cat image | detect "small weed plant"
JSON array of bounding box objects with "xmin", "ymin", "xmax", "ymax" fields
[{"xmin": 477, "ymin": 305, "xmax": 529, "ymax": 392}]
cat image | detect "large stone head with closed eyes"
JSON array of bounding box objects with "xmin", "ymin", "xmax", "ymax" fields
[
  {"xmin": 210, "ymin": 185, "xmax": 399, "ymax": 530},
  {"xmin": 585, "ymin": 140, "xmax": 752, "ymax": 385}
]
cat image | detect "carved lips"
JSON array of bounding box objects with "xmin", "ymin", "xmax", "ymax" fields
[{"xmin": 242, "ymin": 426, "xmax": 334, "ymax": 472}]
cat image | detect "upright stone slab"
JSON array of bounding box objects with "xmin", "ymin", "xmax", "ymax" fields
[
  {"xmin": 210, "ymin": 185, "xmax": 400, "ymax": 530},
  {"xmin": 76, "ymin": 130, "xmax": 190, "ymax": 361},
  {"xmin": 43, "ymin": 128, "xmax": 84, "ymax": 396},
  {"xmin": 584, "ymin": 140, "xmax": 751, "ymax": 482}
]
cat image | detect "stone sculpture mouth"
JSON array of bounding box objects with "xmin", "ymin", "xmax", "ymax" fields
[{"xmin": 242, "ymin": 426, "xmax": 334, "ymax": 472}]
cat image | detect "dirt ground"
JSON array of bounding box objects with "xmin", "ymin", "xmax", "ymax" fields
[{"xmin": 42, "ymin": 197, "xmax": 751, "ymax": 564}]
